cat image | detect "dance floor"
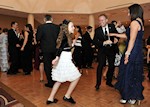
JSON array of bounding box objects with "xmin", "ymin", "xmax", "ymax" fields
[{"xmin": 0, "ymin": 62, "xmax": 150, "ymax": 107}]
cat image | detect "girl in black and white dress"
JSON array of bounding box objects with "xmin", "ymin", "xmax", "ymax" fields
[{"xmin": 46, "ymin": 19, "xmax": 81, "ymax": 105}]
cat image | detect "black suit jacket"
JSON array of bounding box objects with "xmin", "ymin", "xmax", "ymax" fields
[
  {"xmin": 8, "ymin": 29, "xmax": 20, "ymax": 52},
  {"xmin": 93, "ymin": 24, "xmax": 118, "ymax": 54},
  {"xmin": 82, "ymin": 31, "xmax": 93, "ymax": 50},
  {"xmin": 36, "ymin": 23, "xmax": 60, "ymax": 53}
]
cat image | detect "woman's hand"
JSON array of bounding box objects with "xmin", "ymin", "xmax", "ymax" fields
[
  {"xmin": 124, "ymin": 55, "xmax": 129, "ymax": 64},
  {"xmin": 52, "ymin": 56, "xmax": 59, "ymax": 65},
  {"xmin": 146, "ymin": 45, "xmax": 150, "ymax": 49},
  {"xmin": 72, "ymin": 39, "xmax": 76, "ymax": 47}
]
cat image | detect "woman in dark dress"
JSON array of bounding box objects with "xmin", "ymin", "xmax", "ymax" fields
[
  {"xmin": 109, "ymin": 4, "xmax": 144, "ymax": 105},
  {"xmin": 72, "ymin": 26, "xmax": 83, "ymax": 72},
  {"xmin": 21, "ymin": 24, "xmax": 33, "ymax": 75}
]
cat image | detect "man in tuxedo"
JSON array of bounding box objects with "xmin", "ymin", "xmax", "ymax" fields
[
  {"xmin": 93, "ymin": 14, "xmax": 118, "ymax": 90},
  {"xmin": 7, "ymin": 21, "xmax": 21, "ymax": 75},
  {"xmin": 82, "ymin": 26, "xmax": 93, "ymax": 68},
  {"xmin": 36, "ymin": 15, "xmax": 60, "ymax": 88}
]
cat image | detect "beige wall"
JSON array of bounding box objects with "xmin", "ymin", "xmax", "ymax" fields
[
  {"xmin": 0, "ymin": 14, "xmax": 149, "ymax": 39},
  {"xmin": 0, "ymin": 14, "xmax": 40, "ymax": 31}
]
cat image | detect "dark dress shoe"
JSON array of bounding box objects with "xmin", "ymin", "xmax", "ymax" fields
[
  {"xmin": 63, "ymin": 96, "xmax": 76, "ymax": 104},
  {"xmin": 95, "ymin": 85, "xmax": 100, "ymax": 91},
  {"xmin": 45, "ymin": 83, "xmax": 53, "ymax": 88},
  {"xmin": 87, "ymin": 66, "xmax": 94, "ymax": 69},
  {"xmin": 106, "ymin": 83, "xmax": 114, "ymax": 87},
  {"xmin": 46, "ymin": 99, "xmax": 58, "ymax": 104},
  {"xmin": 24, "ymin": 72, "xmax": 31, "ymax": 75},
  {"xmin": 15, "ymin": 71, "xmax": 21, "ymax": 73},
  {"xmin": 7, "ymin": 72, "xmax": 16, "ymax": 75}
]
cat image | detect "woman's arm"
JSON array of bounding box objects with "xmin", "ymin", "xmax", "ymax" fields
[
  {"xmin": 21, "ymin": 31, "xmax": 28, "ymax": 51},
  {"xmin": 109, "ymin": 33, "xmax": 127, "ymax": 39}
]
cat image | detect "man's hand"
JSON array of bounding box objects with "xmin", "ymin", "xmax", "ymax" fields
[
  {"xmin": 104, "ymin": 40, "xmax": 113, "ymax": 45},
  {"xmin": 16, "ymin": 44, "xmax": 21, "ymax": 47}
]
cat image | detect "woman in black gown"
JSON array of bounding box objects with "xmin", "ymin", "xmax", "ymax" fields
[
  {"xmin": 21, "ymin": 24, "xmax": 33, "ymax": 75},
  {"xmin": 109, "ymin": 4, "xmax": 144, "ymax": 105}
]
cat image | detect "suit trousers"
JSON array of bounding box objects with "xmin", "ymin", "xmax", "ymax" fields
[
  {"xmin": 96, "ymin": 51, "xmax": 115, "ymax": 86},
  {"xmin": 8, "ymin": 48, "xmax": 20, "ymax": 73},
  {"xmin": 43, "ymin": 52, "xmax": 55, "ymax": 85}
]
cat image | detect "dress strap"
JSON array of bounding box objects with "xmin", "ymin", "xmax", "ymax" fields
[{"xmin": 136, "ymin": 20, "xmax": 143, "ymax": 31}]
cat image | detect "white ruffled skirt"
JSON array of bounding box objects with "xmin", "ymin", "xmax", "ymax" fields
[{"xmin": 52, "ymin": 51, "xmax": 81, "ymax": 82}]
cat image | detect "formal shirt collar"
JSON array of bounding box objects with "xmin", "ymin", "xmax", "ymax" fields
[
  {"xmin": 102, "ymin": 24, "xmax": 109, "ymax": 34},
  {"xmin": 46, "ymin": 21, "xmax": 52, "ymax": 23}
]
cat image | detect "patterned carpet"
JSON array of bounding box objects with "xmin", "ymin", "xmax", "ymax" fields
[
  {"xmin": 0, "ymin": 82, "xmax": 36, "ymax": 107},
  {"xmin": 0, "ymin": 87, "xmax": 24, "ymax": 107}
]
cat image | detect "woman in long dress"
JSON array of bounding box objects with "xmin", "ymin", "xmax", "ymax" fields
[
  {"xmin": 0, "ymin": 28, "xmax": 9, "ymax": 72},
  {"xmin": 109, "ymin": 4, "xmax": 144, "ymax": 105},
  {"xmin": 20, "ymin": 24, "xmax": 33, "ymax": 75}
]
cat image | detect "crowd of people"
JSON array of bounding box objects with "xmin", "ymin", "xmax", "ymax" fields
[{"xmin": 0, "ymin": 3, "xmax": 148, "ymax": 106}]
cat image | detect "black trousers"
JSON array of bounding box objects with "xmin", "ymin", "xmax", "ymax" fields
[
  {"xmin": 43, "ymin": 52, "xmax": 55, "ymax": 85},
  {"xmin": 8, "ymin": 48, "xmax": 20, "ymax": 73},
  {"xmin": 96, "ymin": 51, "xmax": 115, "ymax": 86},
  {"xmin": 83, "ymin": 48, "xmax": 93, "ymax": 67}
]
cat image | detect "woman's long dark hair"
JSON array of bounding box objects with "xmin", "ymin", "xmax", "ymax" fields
[
  {"xmin": 76, "ymin": 26, "xmax": 82, "ymax": 36},
  {"xmin": 25, "ymin": 24, "xmax": 33, "ymax": 33},
  {"xmin": 128, "ymin": 4, "xmax": 144, "ymax": 24}
]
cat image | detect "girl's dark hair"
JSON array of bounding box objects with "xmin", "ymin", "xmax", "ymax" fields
[
  {"xmin": 62, "ymin": 19, "xmax": 71, "ymax": 25},
  {"xmin": 25, "ymin": 24, "xmax": 33, "ymax": 33},
  {"xmin": 128, "ymin": 4, "xmax": 144, "ymax": 24},
  {"xmin": 76, "ymin": 26, "xmax": 82, "ymax": 36}
]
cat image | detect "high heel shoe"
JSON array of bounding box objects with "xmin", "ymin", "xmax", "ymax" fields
[
  {"xmin": 120, "ymin": 99, "xmax": 127, "ymax": 104},
  {"xmin": 128, "ymin": 99, "xmax": 141, "ymax": 105},
  {"xmin": 128, "ymin": 99, "xmax": 136, "ymax": 104}
]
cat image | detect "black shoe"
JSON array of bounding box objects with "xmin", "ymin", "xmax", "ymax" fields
[
  {"xmin": 16, "ymin": 71, "xmax": 21, "ymax": 73},
  {"xmin": 24, "ymin": 72, "xmax": 31, "ymax": 75},
  {"xmin": 95, "ymin": 85, "xmax": 100, "ymax": 91},
  {"xmin": 87, "ymin": 66, "xmax": 94, "ymax": 69},
  {"xmin": 7, "ymin": 72, "xmax": 16, "ymax": 75},
  {"xmin": 63, "ymin": 96, "xmax": 76, "ymax": 104},
  {"xmin": 46, "ymin": 99, "xmax": 58, "ymax": 104},
  {"xmin": 106, "ymin": 83, "xmax": 114, "ymax": 87},
  {"xmin": 82, "ymin": 66, "xmax": 87, "ymax": 68},
  {"xmin": 45, "ymin": 83, "xmax": 53, "ymax": 88}
]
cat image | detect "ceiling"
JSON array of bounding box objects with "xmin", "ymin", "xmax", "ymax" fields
[{"xmin": 0, "ymin": 0, "xmax": 150, "ymax": 26}]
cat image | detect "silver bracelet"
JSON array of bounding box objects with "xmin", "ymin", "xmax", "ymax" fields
[{"xmin": 125, "ymin": 51, "xmax": 130, "ymax": 55}]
